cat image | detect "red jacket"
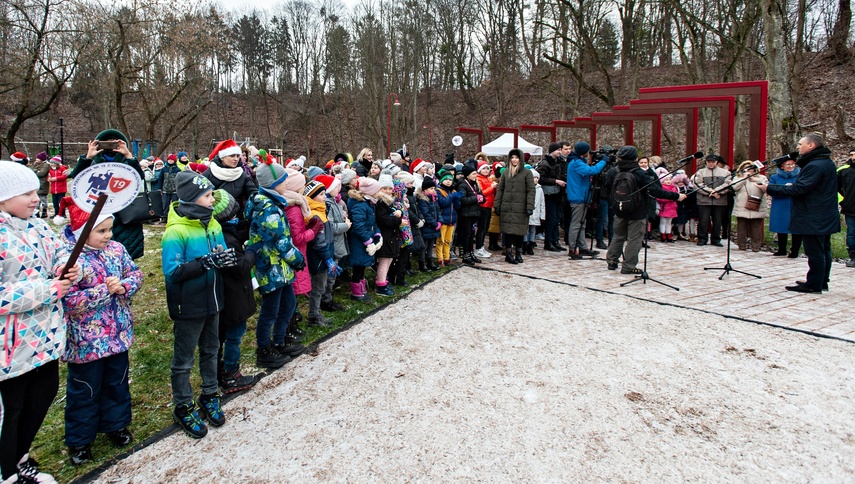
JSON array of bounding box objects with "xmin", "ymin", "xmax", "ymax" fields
[
  {"xmin": 48, "ymin": 165, "xmax": 68, "ymax": 194},
  {"xmin": 476, "ymin": 174, "xmax": 497, "ymax": 208}
]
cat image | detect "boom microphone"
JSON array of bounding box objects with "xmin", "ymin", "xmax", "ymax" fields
[
  {"xmin": 771, "ymin": 151, "xmax": 799, "ymax": 165},
  {"xmin": 675, "ymin": 151, "xmax": 705, "ymax": 165}
]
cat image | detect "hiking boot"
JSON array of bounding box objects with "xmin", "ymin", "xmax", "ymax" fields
[
  {"xmin": 197, "ymin": 393, "xmax": 225, "ymax": 427},
  {"xmin": 375, "ymin": 284, "xmax": 394, "ymax": 296},
  {"xmin": 307, "ymin": 314, "xmax": 332, "ymax": 328},
  {"xmin": 320, "ymin": 300, "xmax": 345, "ymax": 311},
  {"xmin": 274, "ymin": 337, "xmax": 306, "ymax": 358},
  {"xmin": 68, "ymin": 445, "xmax": 91, "ymax": 466},
  {"xmin": 607, "ymin": 259, "xmax": 618, "ymax": 270},
  {"xmin": 621, "ymin": 267, "xmax": 643, "ymax": 275},
  {"xmin": 220, "ymin": 367, "xmax": 258, "ymax": 394},
  {"xmin": 505, "ymin": 252, "xmax": 518, "ymax": 264},
  {"xmin": 173, "ymin": 403, "xmax": 208, "ymax": 439},
  {"xmin": 256, "ymin": 344, "xmax": 290, "ymax": 368},
  {"xmin": 106, "ymin": 428, "xmax": 133, "ymax": 447},
  {"xmin": 514, "ymin": 248, "xmax": 524, "ymax": 264},
  {"xmin": 287, "ymin": 322, "xmax": 306, "ymax": 338}
]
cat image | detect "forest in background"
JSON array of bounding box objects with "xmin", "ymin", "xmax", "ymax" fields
[{"xmin": 1, "ymin": 0, "xmax": 853, "ymax": 163}]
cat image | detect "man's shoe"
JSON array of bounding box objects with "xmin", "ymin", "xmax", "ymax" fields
[
  {"xmin": 173, "ymin": 403, "xmax": 208, "ymax": 439},
  {"xmin": 568, "ymin": 251, "xmax": 583, "ymax": 260},
  {"xmin": 697, "ymin": 240, "xmax": 707, "ymax": 246},
  {"xmin": 621, "ymin": 267, "xmax": 643, "ymax": 275},
  {"xmin": 545, "ymin": 244, "xmax": 562, "ymax": 252},
  {"xmin": 596, "ymin": 241, "xmax": 608, "ymax": 250},
  {"xmin": 607, "ymin": 259, "xmax": 618, "ymax": 270},
  {"xmin": 788, "ymin": 252, "xmax": 799, "ymax": 258},
  {"xmin": 220, "ymin": 367, "xmax": 258, "ymax": 394},
  {"xmin": 578, "ymin": 248, "xmax": 599, "ymax": 257},
  {"xmin": 256, "ymin": 344, "xmax": 290, "ymax": 369},
  {"xmin": 106, "ymin": 428, "xmax": 133, "ymax": 447},
  {"xmin": 69, "ymin": 445, "xmax": 92, "ymax": 466},
  {"xmin": 196, "ymin": 393, "xmax": 225, "ymax": 427},
  {"xmin": 711, "ymin": 241, "xmax": 724, "ymax": 247},
  {"xmin": 795, "ymin": 280, "xmax": 828, "ymax": 291},
  {"xmin": 785, "ymin": 284, "xmax": 822, "ymax": 293}
]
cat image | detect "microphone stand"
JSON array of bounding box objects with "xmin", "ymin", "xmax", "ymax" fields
[
  {"xmin": 701, "ymin": 171, "xmax": 763, "ymax": 280},
  {"xmin": 621, "ymin": 193, "xmax": 679, "ymax": 291}
]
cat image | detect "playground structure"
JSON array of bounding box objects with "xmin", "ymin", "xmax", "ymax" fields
[{"xmin": 458, "ymin": 81, "xmax": 769, "ymax": 172}]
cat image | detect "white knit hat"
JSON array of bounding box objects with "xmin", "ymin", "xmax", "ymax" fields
[
  {"xmin": 378, "ymin": 173, "xmax": 394, "ymax": 189},
  {"xmin": 0, "ymin": 160, "xmax": 39, "ymax": 202}
]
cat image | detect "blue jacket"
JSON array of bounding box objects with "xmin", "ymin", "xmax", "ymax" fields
[
  {"xmin": 768, "ymin": 167, "xmax": 800, "ymax": 234},
  {"xmin": 244, "ymin": 188, "xmax": 304, "ymax": 295},
  {"xmin": 565, "ymin": 154, "xmax": 606, "ymax": 203},
  {"xmin": 161, "ymin": 203, "xmax": 227, "ymax": 320},
  {"xmin": 766, "ymin": 147, "xmax": 840, "ymax": 235},
  {"xmin": 437, "ymin": 186, "xmax": 462, "ymax": 225},
  {"xmin": 417, "ymin": 193, "xmax": 440, "ymax": 240},
  {"xmin": 346, "ymin": 190, "xmax": 379, "ymax": 268}
]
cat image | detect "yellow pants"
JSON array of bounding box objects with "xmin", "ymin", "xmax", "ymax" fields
[{"xmin": 436, "ymin": 224, "xmax": 456, "ymax": 260}]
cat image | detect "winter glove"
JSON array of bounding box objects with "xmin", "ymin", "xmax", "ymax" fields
[
  {"xmin": 476, "ymin": 194, "xmax": 485, "ymax": 203},
  {"xmin": 199, "ymin": 248, "xmax": 238, "ymax": 269},
  {"xmin": 435, "ymin": 222, "xmax": 442, "ymax": 231},
  {"xmin": 325, "ymin": 258, "xmax": 342, "ymax": 277},
  {"xmin": 288, "ymin": 251, "xmax": 306, "ymax": 271},
  {"xmin": 494, "ymin": 207, "xmax": 501, "ymax": 216},
  {"xmin": 372, "ymin": 233, "xmax": 382, "ymax": 245},
  {"xmin": 417, "ymin": 219, "xmax": 425, "ymax": 228},
  {"xmin": 244, "ymin": 241, "xmax": 263, "ymax": 257},
  {"xmin": 307, "ymin": 215, "xmax": 323, "ymax": 235},
  {"xmin": 527, "ymin": 210, "xmax": 533, "ymax": 216},
  {"xmin": 366, "ymin": 243, "xmax": 378, "ymax": 256}
]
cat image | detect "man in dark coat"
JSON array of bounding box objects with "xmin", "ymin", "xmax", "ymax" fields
[
  {"xmin": 837, "ymin": 147, "xmax": 855, "ymax": 267},
  {"xmin": 759, "ymin": 133, "xmax": 840, "ymax": 292},
  {"xmin": 69, "ymin": 129, "xmax": 146, "ymax": 260},
  {"xmin": 605, "ymin": 146, "xmax": 685, "ymax": 274},
  {"xmin": 535, "ymin": 142, "xmax": 567, "ymax": 252}
]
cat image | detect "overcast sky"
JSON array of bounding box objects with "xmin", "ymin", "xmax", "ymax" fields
[{"xmin": 221, "ymin": 0, "xmax": 361, "ymax": 15}]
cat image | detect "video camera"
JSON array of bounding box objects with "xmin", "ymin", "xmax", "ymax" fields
[{"xmin": 590, "ymin": 146, "xmax": 617, "ymax": 166}]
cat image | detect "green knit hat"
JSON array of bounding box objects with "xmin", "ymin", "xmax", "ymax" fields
[
  {"xmin": 212, "ymin": 189, "xmax": 239, "ymax": 223},
  {"xmin": 95, "ymin": 129, "xmax": 129, "ymax": 145}
]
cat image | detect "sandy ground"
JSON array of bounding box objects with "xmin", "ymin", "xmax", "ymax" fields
[{"xmin": 95, "ymin": 268, "xmax": 855, "ymax": 482}]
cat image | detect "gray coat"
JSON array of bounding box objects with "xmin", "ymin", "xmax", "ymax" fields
[
  {"xmin": 494, "ymin": 165, "xmax": 535, "ymax": 236},
  {"xmin": 326, "ymin": 196, "xmax": 350, "ymax": 260}
]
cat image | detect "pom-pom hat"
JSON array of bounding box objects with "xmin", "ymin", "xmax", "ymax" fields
[
  {"xmin": 212, "ymin": 189, "xmax": 239, "ymax": 223},
  {"xmin": 303, "ymin": 180, "xmax": 326, "ymax": 199},
  {"xmin": 57, "ymin": 196, "xmax": 114, "ymax": 240}
]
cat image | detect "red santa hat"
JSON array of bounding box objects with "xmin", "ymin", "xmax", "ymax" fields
[
  {"xmin": 209, "ymin": 139, "xmax": 242, "ymax": 161},
  {"xmin": 10, "ymin": 152, "xmax": 28, "ymax": 164},
  {"xmin": 54, "ymin": 196, "xmax": 113, "ymax": 240},
  {"xmin": 410, "ymin": 158, "xmax": 429, "ymax": 174},
  {"xmin": 315, "ymin": 174, "xmax": 341, "ymax": 196}
]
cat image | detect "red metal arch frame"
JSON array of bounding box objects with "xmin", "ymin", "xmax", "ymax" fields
[
  {"xmin": 519, "ymin": 124, "xmax": 557, "ymax": 143},
  {"xmin": 488, "ymin": 126, "xmax": 519, "ymax": 148},
  {"xmin": 592, "ymin": 111, "xmax": 662, "ymax": 155},
  {"xmin": 553, "ymin": 119, "xmax": 598, "ymax": 148},
  {"xmin": 456, "ymin": 127, "xmax": 483, "ymax": 151},
  {"xmin": 638, "ymin": 81, "xmax": 767, "ymax": 161},
  {"xmin": 625, "ymin": 97, "xmax": 736, "ymax": 171}
]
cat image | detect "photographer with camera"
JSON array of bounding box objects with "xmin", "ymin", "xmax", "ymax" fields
[
  {"xmin": 565, "ymin": 142, "xmax": 607, "ymax": 259},
  {"xmin": 70, "ymin": 129, "xmax": 145, "ymax": 260},
  {"xmin": 535, "ymin": 142, "xmax": 566, "ymax": 252}
]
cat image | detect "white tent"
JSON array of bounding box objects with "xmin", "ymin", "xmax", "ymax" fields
[{"xmin": 480, "ymin": 133, "xmax": 543, "ymax": 156}]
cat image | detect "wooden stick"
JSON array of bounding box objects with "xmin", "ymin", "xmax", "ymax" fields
[{"xmin": 60, "ymin": 193, "xmax": 107, "ymax": 280}]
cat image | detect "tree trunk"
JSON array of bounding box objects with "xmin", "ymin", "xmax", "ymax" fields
[
  {"xmin": 828, "ymin": 0, "xmax": 852, "ymax": 64},
  {"xmin": 760, "ymin": 0, "xmax": 799, "ymax": 154}
]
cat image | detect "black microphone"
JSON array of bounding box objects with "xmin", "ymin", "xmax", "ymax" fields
[
  {"xmin": 770, "ymin": 151, "xmax": 799, "ymax": 165},
  {"xmin": 675, "ymin": 151, "xmax": 705, "ymax": 165}
]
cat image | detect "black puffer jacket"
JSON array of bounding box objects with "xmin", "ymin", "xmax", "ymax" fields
[
  {"xmin": 219, "ymin": 225, "xmax": 257, "ymax": 328},
  {"xmin": 614, "ymin": 159, "xmax": 679, "ymax": 221},
  {"xmin": 455, "ymin": 178, "xmax": 483, "ymax": 218},
  {"xmin": 838, "ymin": 163, "xmax": 855, "ymax": 216},
  {"xmin": 202, "ymin": 159, "xmax": 258, "ymax": 243},
  {"xmin": 535, "ymin": 154, "xmax": 564, "ymax": 195},
  {"xmin": 375, "ymin": 193, "xmax": 402, "ymax": 259}
]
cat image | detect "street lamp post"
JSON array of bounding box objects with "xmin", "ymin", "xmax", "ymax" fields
[{"xmin": 387, "ymin": 93, "xmax": 401, "ymax": 157}]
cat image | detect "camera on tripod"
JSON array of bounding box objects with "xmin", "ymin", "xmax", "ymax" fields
[{"xmin": 590, "ymin": 146, "xmax": 617, "ymax": 165}]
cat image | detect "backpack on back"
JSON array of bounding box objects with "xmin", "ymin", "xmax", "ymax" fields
[{"xmin": 611, "ymin": 171, "xmax": 642, "ymax": 215}]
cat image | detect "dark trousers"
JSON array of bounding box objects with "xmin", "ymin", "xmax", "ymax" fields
[
  {"xmin": 256, "ymin": 285, "xmax": 296, "ymax": 349},
  {"xmin": 65, "ymin": 352, "xmax": 132, "ymax": 447},
  {"xmin": 544, "ymin": 195, "xmax": 562, "ymax": 246},
  {"xmin": 0, "ymin": 360, "xmax": 59, "ymax": 479},
  {"xmin": 458, "ymin": 216, "xmax": 477, "ymax": 253},
  {"xmin": 171, "ymin": 314, "xmax": 220, "ymax": 406},
  {"xmin": 802, "ymin": 234, "xmax": 833, "ymax": 290},
  {"xmin": 51, "ymin": 193, "xmax": 64, "ymax": 214},
  {"xmin": 476, "ymin": 208, "xmax": 492, "ymax": 249},
  {"xmin": 776, "ymin": 232, "xmax": 803, "ymax": 255},
  {"xmin": 697, "ymin": 204, "xmax": 724, "ymax": 243}
]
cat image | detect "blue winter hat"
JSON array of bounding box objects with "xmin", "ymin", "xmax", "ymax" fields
[
  {"xmin": 305, "ymin": 165, "xmax": 324, "ymax": 181},
  {"xmin": 574, "ymin": 142, "xmax": 591, "ymax": 156},
  {"xmin": 177, "ymin": 151, "xmax": 188, "ymax": 160}
]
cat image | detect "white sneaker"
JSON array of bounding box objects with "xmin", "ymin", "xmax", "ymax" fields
[
  {"xmin": 535, "ymin": 233, "xmax": 545, "ymax": 240},
  {"xmin": 475, "ymin": 248, "xmax": 492, "ymax": 258},
  {"xmin": 16, "ymin": 455, "xmax": 57, "ymax": 484}
]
